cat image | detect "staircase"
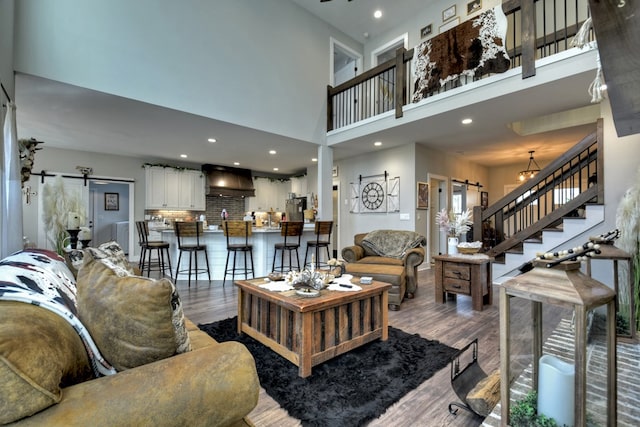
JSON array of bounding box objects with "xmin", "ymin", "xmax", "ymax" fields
[
  {"xmin": 473, "ymin": 120, "xmax": 605, "ymax": 283},
  {"xmin": 491, "ymin": 204, "xmax": 604, "ymax": 282}
]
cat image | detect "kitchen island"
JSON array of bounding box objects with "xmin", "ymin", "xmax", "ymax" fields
[{"xmin": 161, "ymin": 225, "xmax": 318, "ymax": 281}]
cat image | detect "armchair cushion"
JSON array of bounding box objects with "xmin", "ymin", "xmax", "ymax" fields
[
  {"xmin": 342, "ymin": 230, "xmax": 426, "ymax": 309},
  {"xmin": 361, "ymin": 230, "xmax": 426, "ymax": 259}
]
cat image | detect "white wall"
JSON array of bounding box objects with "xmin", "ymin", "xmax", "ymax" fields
[
  {"xmin": 13, "ymin": 0, "xmax": 362, "ymax": 145},
  {"xmin": 334, "ymin": 144, "xmax": 416, "ymax": 247}
]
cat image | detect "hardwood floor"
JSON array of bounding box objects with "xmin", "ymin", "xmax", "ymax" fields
[{"xmin": 175, "ymin": 268, "xmax": 566, "ymax": 426}]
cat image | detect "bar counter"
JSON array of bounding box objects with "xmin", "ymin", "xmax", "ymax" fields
[{"xmin": 161, "ymin": 225, "xmax": 318, "ymax": 281}]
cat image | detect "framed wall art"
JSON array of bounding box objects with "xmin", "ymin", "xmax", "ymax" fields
[
  {"xmin": 417, "ymin": 182, "xmax": 429, "ymax": 209},
  {"xmin": 481, "ymin": 191, "xmax": 488, "ymax": 209},
  {"xmin": 442, "ymin": 5, "xmax": 456, "ymax": 22},
  {"xmin": 105, "ymin": 192, "xmax": 119, "ymax": 211},
  {"xmin": 467, "ymin": 0, "xmax": 482, "ymax": 15},
  {"xmin": 420, "ymin": 23, "xmax": 433, "ymax": 38},
  {"xmin": 349, "ymin": 173, "xmax": 400, "ymax": 213}
]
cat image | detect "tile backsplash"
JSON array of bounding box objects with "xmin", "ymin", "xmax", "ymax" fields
[{"xmin": 145, "ymin": 196, "xmax": 247, "ymax": 225}]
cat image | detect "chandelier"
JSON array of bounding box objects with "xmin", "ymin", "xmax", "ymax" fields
[{"xmin": 518, "ymin": 150, "xmax": 541, "ymax": 182}]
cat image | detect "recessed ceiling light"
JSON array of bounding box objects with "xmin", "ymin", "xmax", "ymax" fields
[
  {"xmin": 462, "ymin": 118, "xmax": 473, "ymax": 124},
  {"xmin": 273, "ymin": 167, "xmax": 279, "ymax": 171},
  {"xmin": 374, "ymin": 141, "xmax": 382, "ymax": 146},
  {"xmin": 312, "ymin": 158, "xmax": 318, "ymax": 162},
  {"xmin": 180, "ymin": 154, "xmax": 188, "ymax": 158},
  {"xmin": 374, "ymin": 10, "xmax": 382, "ymax": 19},
  {"xmin": 269, "ymin": 150, "xmax": 277, "ymax": 155},
  {"xmin": 233, "ymin": 162, "xmax": 240, "ymax": 166},
  {"xmin": 207, "ymin": 138, "xmax": 217, "ymax": 143}
]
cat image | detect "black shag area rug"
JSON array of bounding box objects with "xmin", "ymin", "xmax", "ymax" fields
[{"xmin": 199, "ymin": 317, "xmax": 458, "ymax": 427}]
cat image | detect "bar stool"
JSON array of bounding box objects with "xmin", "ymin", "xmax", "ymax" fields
[
  {"xmin": 222, "ymin": 220, "xmax": 254, "ymax": 286},
  {"xmin": 272, "ymin": 221, "xmax": 304, "ymax": 273},
  {"xmin": 135, "ymin": 221, "xmax": 172, "ymax": 278},
  {"xmin": 304, "ymin": 220, "xmax": 333, "ymax": 270},
  {"xmin": 174, "ymin": 221, "xmax": 211, "ymax": 286}
]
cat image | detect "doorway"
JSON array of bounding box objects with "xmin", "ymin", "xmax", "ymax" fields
[
  {"xmin": 428, "ymin": 173, "xmax": 448, "ymax": 262},
  {"xmin": 330, "ymin": 38, "xmax": 363, "ymax": 123},
  {"xmin": 370, "ymin": 33, "xmax": 408, "ymax": 66},
  {"xmin": 90, "ymin": 181, "xmax": 130, "ymax": 254},
  {"xmin": 370, "ymin": 33, "xmax": 408, "ymax": 115},
  {"xmin": 36, "ymin": 174, "xmax": 134, "ymax": 256},
  {"xmin": 330, "ymin": 37, "xmax": 362, "ymax": 86}
]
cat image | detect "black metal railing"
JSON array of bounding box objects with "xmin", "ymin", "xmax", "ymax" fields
[
  {"xmin": 472, "ymin": 120, "xmax": 603, "ymax": 258},
  {"xmin": 327, "ymin": 0, "xmax": 594, "ymax": 131}
]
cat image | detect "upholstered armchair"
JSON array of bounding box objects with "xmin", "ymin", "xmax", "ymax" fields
[{"xmin": 341, "ymin": 230, "xmax": 426, "ymax": 310}]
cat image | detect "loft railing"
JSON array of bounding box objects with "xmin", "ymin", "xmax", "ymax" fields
[
  {"xmin": 472, "ymin": 119, "xmax": 603, "ymax": 259},
  {"xmin": 327, "ymin": 0, "xmax": 593, "ymax": 131}
]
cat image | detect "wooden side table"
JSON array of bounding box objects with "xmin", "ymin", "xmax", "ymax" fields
[{"xmin": 434, "ymin": 254, "xmax": 492, "ymax": 311}]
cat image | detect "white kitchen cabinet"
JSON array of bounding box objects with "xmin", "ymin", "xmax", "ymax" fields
[
  {"xmin": 145, "ymin": 166, "xmax": 206, "ymax": 210},
  {"xmin": 290, "ymin": 176, "xmax": 307, "ymax": 197},
  {"xmin": 273, "ymin": 180, "xmax": 289, "ymax": 212},
  {"xmin": 247, "ymin": 177, "xmax": 289, "ymax": 212},
  {"xmin": 191, "ymin": 173, "xmax": 206, "ymax": 210},
  {"xmin": 247, "ymin": 177, "xmax": 272, "ymax": 212},
  {"xmin": 177, "ymin": 171, "xmax": 206, "ymax": 210},
  {"xmin": 146, "ymin": 167, "xmax": 169, "ymax": 209}
]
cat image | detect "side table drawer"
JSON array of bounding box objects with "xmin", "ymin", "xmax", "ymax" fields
[
  {"xmin": 444, "ymin": 262, "xmax": 471, "ymax": 281},
  {"xmin": 443, "ymin": 278, "xmax": 471, "ymax": 295}
]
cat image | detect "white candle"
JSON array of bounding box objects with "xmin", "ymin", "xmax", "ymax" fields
[
  {"xmin": 79, "ymin": 227, "xmax": 91, "ymax": 240},
  {"xmin": 538, "ymin": 354, "xmax": 575, "ymax": 426},
  {"xmin": 67, "ymin": 212, "xmax": 80, "ymax": 230}
]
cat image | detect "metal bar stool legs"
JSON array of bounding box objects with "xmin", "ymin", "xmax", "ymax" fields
[
  {"xmin": 272, "ymin": 221, "xmax": 304, "ymax": 273},
  {"xmin": 223, "ymin": 220, "xmax": 254, "ymax": 286},
  {"xmin": 174, "ymin": 221, "xmax": 211, "ymax": 287},
  {"xmin": 223, "ymin": 247, "xmax": 254, "ymax": 286}
]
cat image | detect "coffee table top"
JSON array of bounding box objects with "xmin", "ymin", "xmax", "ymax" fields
[{"xmin": 235, "ymin": 277, "xmax": 391, "ymax": 313}]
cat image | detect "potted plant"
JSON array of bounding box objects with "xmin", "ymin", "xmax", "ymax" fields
[
  {"xmin": 510, "ymin": 391, "xmax": 560, "ymax": 427},
  {"xmin": 435, "ymin": 208, "xmax": 473, "ymax": 254}
]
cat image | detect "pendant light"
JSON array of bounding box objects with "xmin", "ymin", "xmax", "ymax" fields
[{"xmin": 518, "ymin": 150, "xmax": 541, "ymax": 182}]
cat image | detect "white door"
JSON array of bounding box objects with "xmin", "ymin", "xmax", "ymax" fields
[{"xmin": 428, "ymin": 174, "xmax": 449, "ymax": 262}]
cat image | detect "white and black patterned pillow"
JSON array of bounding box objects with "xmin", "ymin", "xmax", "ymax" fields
[{"xmin": 84, "ymin": 241, "xmax": 134, "ymax": 274}]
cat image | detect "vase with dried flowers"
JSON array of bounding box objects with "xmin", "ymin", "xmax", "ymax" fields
[
  {"xmin": 616, "ymin": 166, "xmax": 640, "ymax": 334},
  {"xmin": 42, "ymin": 177, "xmax": 87, "ymax": 255},
  {"xmin": 436, "ymin": 208, "xmax": 473, "ymax": 255}
]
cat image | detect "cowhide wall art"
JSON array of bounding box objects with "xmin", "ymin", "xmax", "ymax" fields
[{"xmin": 412, "ymin": 5, "xmax": 510, "ymax": 103}]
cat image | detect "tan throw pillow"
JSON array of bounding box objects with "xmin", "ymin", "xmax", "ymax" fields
[
  {"xmin": 76, "ymin": 257, "xmax": 191, "ymax": 371},
  {"xmin": 0, "ymin": 301, "xmax": 92, "ymax": 424}
]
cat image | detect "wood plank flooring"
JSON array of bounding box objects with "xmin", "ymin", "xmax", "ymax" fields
[{"xmin": 173, "ymin": 268, "xmax": 618, "ymax": 426}]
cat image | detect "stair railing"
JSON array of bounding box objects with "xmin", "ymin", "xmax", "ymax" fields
[{"xmin": 473, "ymin": 120, "xmax": 604, "ymax": 258}]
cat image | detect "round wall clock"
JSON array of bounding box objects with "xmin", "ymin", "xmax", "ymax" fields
[{"xmin": 361, "ymin": 181, "xmax": 385, "ymax": 210}]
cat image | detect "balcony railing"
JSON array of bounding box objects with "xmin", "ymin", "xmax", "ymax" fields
[{"xmin": 327, "ymin": 0, "xmax": 594, "ymax": 132}]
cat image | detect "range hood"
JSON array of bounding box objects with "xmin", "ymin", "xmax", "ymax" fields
[{"xmin": 202, "ymin": 164, "xmax": 255, "ymax": 197}]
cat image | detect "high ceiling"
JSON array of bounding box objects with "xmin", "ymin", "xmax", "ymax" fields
[
  {"xmin": 14, "ymin": 0, "xmax": 600, "ymax": 175},
  {"xmin": 291, "ymin": 0, "xmax": 431, "ymax": 44}
]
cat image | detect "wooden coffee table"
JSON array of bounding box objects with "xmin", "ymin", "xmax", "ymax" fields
[{"xmin": 235, "ymin": 278, "xmax": 391, "ymax": 377}]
